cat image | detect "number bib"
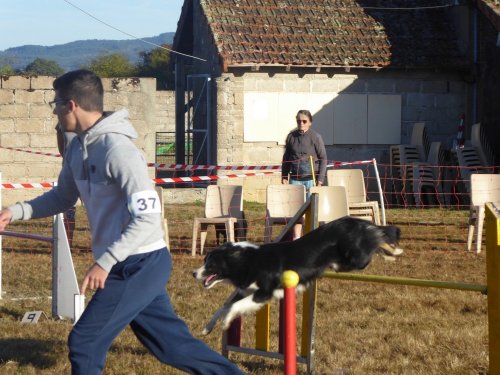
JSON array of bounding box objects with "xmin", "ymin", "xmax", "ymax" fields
[{"xmin": 129, "ymin": 190, "xmax": 162, "ymax": 216}]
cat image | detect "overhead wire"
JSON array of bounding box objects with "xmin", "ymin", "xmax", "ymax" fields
[{"xmin": 61, "ymin": 0, "xmax": 206, "ymax": 62}]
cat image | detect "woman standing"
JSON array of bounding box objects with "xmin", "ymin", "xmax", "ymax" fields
[{"xmin": 281, "ymin": 109, "xmax": 327, "ymax": 238}]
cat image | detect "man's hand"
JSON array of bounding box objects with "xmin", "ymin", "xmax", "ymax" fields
[
  {"xmin": 0, "ymin": 209, "xmax": 13, "ymax": 231},
  {"xmin": 282, "ymin": 178, "xmax": 289, "ymax": 185},
  {"xmin": 80, "ymin": 263, "xmax": 109, "ymax": 295}
]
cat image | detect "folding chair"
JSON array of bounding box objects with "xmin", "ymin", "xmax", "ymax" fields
[
  {"xmin": 264, "ymin": 184, "xmax": 305, "ymax": 243},
  {"xmin": 327, "ymin": 169, "xmax": 381, "ymax": 224},
  {"xmin": 192, "ymin": 185, "xmax": 244, "ymax": 256},
  {"xmin": 467, "ymin": 174, "xmax": 500, "ymax": 254}
]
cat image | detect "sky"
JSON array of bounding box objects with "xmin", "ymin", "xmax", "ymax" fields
[{"xmin": 0, "ymin": 0, "xmax": 184, "ymax": 51}]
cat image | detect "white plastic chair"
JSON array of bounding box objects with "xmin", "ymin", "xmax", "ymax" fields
[
  {"xmin": 327, "ymin": 169, "xmax": 381, "ymax": 224},
  {"xmin": 467, "ymin": 174, "xmax": 500, "ymax": 254},
  {"xmin": 309, "ymin": 186, "xmax": 349, "ymax": 225},
  {"xmin": 192, "ymin": 185, "xmax": 244, "ymax": 256},
  {"xmin": 264, "ymin": 184, "xmax": 305, "ymax": 243}
]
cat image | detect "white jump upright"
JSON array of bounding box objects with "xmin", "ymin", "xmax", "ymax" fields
[
  {"xmin": 52, "ymin": 212, "xmax": 85, "ymax": 322},
  {"xmin": 0, "ymin": 172, "xmax": 84, "ymax": 322}
]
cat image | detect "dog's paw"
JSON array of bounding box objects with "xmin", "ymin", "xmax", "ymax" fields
[
  {"xmin": 202, "ymin": 327, "xmax": 211, "ymax": 336},
  {"xmin": 392, "ymin": 246, "xmax": 404, "ymax": 256}
]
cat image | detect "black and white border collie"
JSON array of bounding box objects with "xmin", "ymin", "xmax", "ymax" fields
[{"xmin": 193, "ymin": 216, "xmax": 402, "ymax": 335}]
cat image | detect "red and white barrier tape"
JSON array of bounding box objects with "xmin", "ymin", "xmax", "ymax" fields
[
  {"xmin": 0, "ymin": 145, "xmax": 374, "ymax": 170},
  {"xmin": 0, "ymin": 145, "xmax": 61, "ymax": 158},
  {"xmin": 0, "ymin": 145, "xmax": 375, "ymax": 188},
  {"xmin": 0, "ymin": 145, "xmax": 282, "ymax": 170},
  {"xmin": 153, "ymin": 164, "xmax": 282, "ymax": 171},
  {"xmin": 1, "ymin": 171, "xmax": 281, "ymax": 189},
  {"xmin": 2, "ymin": 183, "xmax": 55, "ymax": 189},
  {"xmin": 327, "ymin": 160, "xmax": 373, "ymax": 167},
  {"xmin": 153, "ymin": 171, "xmax": 280, "ymax": 184}
]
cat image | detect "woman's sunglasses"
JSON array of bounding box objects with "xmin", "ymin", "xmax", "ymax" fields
[{"xmin": 296, "ymin": 119, "xmax": 308, "ymax": 124}]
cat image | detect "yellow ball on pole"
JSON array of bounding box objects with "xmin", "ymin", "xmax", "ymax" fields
[{"xmin": 282, "ymin": 270, "xmax": 300, "ymax": 288}]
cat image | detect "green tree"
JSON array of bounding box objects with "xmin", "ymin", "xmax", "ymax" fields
[
  {"xmin": 0, "ymin": 64, "xmax": 16, "ymax": 76},
  {"xmin": 24, "ymin": 58, "xmax": 64, "ymax": 76},
  {"xmin": 86, "ymin": 53, "xmax": 136, "ymax": 77},
  {"xmin": 136, "ymin": 45, "xmax": 173, "ymax": 89}
]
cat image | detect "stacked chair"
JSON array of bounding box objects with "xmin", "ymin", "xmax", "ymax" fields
[
  {"xmin": 455, "ymin": 123, "xmax": 495, "ymax": 194},
  {"xmin": 389, "ymin": 122, "xmax": 445, "ymax": 207}
]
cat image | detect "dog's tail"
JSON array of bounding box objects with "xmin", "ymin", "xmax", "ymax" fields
[{"xmin": 378, "ymin": 225, "xmax": 403, "ymax": 259}]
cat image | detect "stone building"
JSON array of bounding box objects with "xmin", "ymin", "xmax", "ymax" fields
[{"xmin": 171, "ymin": 0, "xmax": 499, "ymax": 200}]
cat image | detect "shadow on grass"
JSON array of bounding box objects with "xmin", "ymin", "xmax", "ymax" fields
[
  {"xmin": 0, "ymin": 338, "xmax": 62, "ymax": 369},
  {"xmin": 0, "ymin": 306, "xmax": 22, "ymax": 319}
]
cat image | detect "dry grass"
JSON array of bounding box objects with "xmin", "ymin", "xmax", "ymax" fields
[{"xmin": 0, "ymin": 204, "xmax": 490, "ymax": 374}]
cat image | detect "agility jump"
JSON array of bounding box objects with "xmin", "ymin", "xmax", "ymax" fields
[
  {"xmin": 0, "ymin": 174, "xmax": 84, "ymax": 322},
  {"xmin": 221, "ymin": 199, "xmax": 500, "ymax": 375}
]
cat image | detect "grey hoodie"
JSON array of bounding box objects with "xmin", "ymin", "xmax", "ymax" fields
[{"xmin": 9, "ymin": 109, "xmax": 166, "ymax": 272}]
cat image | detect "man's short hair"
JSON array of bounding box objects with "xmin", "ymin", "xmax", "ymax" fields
[{"xmin": 53, "ymin": 69, "xmax": 104, "ymax": 112}]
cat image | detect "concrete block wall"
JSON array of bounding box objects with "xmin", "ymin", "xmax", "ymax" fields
[{"xmin": 0, "ymin": 75, "xmax": 175, "ymax": 206}]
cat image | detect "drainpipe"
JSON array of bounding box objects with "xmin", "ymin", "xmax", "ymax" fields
[
  {"xmin": 471, "ymin": 7, "xmax": 478, "ymax": 126},
  {"xmin": 175, "ymin": 55, "xmax": 186, "ymax": 165}
]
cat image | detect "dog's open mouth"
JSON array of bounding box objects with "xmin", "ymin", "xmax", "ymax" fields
[{"xmin": 203, "ymin": 274, "xmax": 219, "ymax": 288}]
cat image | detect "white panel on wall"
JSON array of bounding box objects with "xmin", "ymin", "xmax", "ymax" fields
[
  {"xmin": 368, "ymin": 95, "xmax": 401, "ymax": 144},
  {"xmin": 244, "ymin": 92, "xmax": 336, "ymax": 145},
  {"xmin": 243, "ymin": 92, "xmax": 279, "ymax": 142},
  {"xmin": 276, "ymin": 93, "xmax": 306, "ymax": 145},
  {"xmin": 306, "ymin": 93, "xmax": 335, "ymax": 146},
  {"xmin": 243, "ymin": 92, "xmax": 401, "ymax": 145},
  {"xmin": 333, "ymin": 94, "xmax": 367, "ymax": 144},
  {"xmin": 276, "ymin": 93, "xmax": 335, "ymax": 145}
]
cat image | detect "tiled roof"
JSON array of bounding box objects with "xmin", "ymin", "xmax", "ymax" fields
[{"xmin": 198, "ymin": 0, "xmax": 465, "ymax": 70}]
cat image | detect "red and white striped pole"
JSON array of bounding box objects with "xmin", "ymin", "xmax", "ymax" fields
[{"xmin": 282, "ymin": 270, "xmax": 299, "ymax": 375}]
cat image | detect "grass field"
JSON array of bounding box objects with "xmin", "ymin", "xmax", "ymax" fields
[{"xmin": 0, "ymin": 203, "xmax": 490, "ymax": 374}]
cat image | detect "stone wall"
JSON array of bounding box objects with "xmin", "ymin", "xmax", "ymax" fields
[{"xmin": 0, "ymin": 75, "xmax": 175, "ymax": 206}]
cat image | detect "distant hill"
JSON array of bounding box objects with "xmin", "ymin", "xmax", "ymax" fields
[{"xmin": 0, "ymin": 32, "xmax": 175, "ymax": 71}]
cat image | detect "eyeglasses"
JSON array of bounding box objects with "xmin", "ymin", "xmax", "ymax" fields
[
  {"xmin": 296, "ymin": 119, "xmax": 308, "ymax": 124},
  {"xmin": 49, "ymin": 99, "xmax": 69, "ymax": 110}
]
